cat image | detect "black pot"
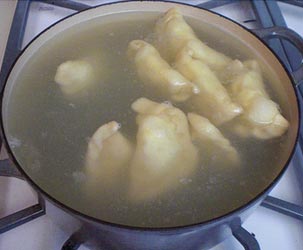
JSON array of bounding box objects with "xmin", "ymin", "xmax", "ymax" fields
[{"xmin": 0, "ymin": 2, "xmax": 302, "ymax": 250}]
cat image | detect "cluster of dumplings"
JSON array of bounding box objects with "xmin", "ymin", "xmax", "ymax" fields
[{"xmin": 55, "ymin": 8, "xmax": 289, "ymax": 202}]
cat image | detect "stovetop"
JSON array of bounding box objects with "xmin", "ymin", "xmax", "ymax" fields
[{"xmin": 0, "ymin": 1, "xmax": 303, "ymax": 250}]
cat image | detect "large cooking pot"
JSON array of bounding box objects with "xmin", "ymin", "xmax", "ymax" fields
[{"xmin": 1, "ymin": 1, "xmax": 303, "ymax": 250}]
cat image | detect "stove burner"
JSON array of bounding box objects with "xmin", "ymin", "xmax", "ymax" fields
[
  {"xmin": 60, "ymin": 224, "xmax": 261, "ymax": 250},
  {"xmin": 62, "ymin": 229, "xmax": 86, "ymax": 250},
  {"xmin": 0, "ymin": 195, "xmax": 45, "ymax": 234},
  {"xmin": 0, "ymin": 1, "xmax": 302, "ymax": 250}
]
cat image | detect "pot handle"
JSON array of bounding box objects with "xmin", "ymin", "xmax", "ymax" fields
[
  {"xmin": 232, "ymin": 225, "xmax": 260, "ymax": 250},
  {"xmin": 253, "ymin": 26, "xmax": 303, "ymax": 86}
]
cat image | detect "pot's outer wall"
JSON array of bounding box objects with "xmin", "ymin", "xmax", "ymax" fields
[
  {"xmin": 0, "ymin": 1, "xmax": 300, "ymax": 250},
  {"xmin": 45, "ymin": 195, "xmax": 263, "ymax": 250}
]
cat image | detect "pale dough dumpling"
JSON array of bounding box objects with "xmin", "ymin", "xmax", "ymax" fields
[
  {"xmin": 217, "ymin": 59, "xmax": 261, "ymax": 85},
  {"xmin": 55, "ymin": 59, "xmax": 96, "ymax": 96},
  {"xmin": 129, "ymin": 98, "xmax": 198, "ymax": 202},
  {"xmin": 85, "ymin": 121, "xmax": 133, "ymax": 189},
  {"xmin": 175, "ymin": 47, "xmax": 243, "ymax": 125},
  {"xmin": 127, "ymin": 40, "xmax": 198, "ymax": 102},
  {"xmin": 154, "ymin": 7, "xmax": 231, "ymax": 70},
  {"xmin": 188, "ymin": 113, "xmax": 239, "ymax": 165},
  {"xmin": 227, "ymin": 60, "xmax": 289, "ymax": 139}
]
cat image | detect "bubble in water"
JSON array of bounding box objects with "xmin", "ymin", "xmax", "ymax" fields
[
  {"xmin": 68, "ymin": 103, "xmax": 76, "ymax": 108},
  {"xmin": 163, "ymin": 217, "xmax": 171, "ymax": 224},
  {"xmin": 41, "ymin": 131, "xmax": 48, "ymax": 139},
  {"xmin": 72, "ymin": 171, "xmax": 86, "ymax": 183},
  {"xmin": 8, "ymin": 137, "xmax": 21, "ymax": 149},
  {"xmin": 240, "ymin": 181, "xmax": 246, "ymax": 186},
  {"xmin": 208, "ymin": 177, "xmax": 216, "ymax": 184},
  {"xmin": 193, "ymin": 85, "xmax": 200, "ymax": 94},
  {"xmin": 179, "ymin": 178, "xmax": 192, "ymax": 184},
  {"xmin": 163, "ymin": 100, "xmax": 171, "ymax": 106},
  {"xmin": 31, "ymin": 160, "xmax": 41, "ymax": 171}
]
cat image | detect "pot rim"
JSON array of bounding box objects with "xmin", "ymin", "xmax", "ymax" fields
[{"xmin": 0, "ymin": 0, "xmax": 300, "ymax": 232}]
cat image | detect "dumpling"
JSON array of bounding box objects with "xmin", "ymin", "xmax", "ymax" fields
[
  {"xmin": 217, "ymin": 59, "xmax": 261, "ymax": 85},
  {"xmin": 85, "ymin": 121, "xmax": 133, "ymax": 189},
  {"xmin": 175, "ymin": 47, "xmax": 243, "ymax": 125},
  {"xmin": 154, "ymin": 7, "xmax": 231, "ymax": 70},
  {"xmin": 227, "ymin": 61, "xmax": 289, "ymax": 139},
  {"xmin": 129, "ymin": 98, "xmax": 198, "ymax": 202},
  {"xmin": 54, "ymin": 53, "xmax": 108, "ymax": 97},
  {"xmin": 54, "ymin": 59, "xmax": 96, "ymax": 96},
  {"xmin": 188, "ymin": 113, "xmax": 239, "ymax": 165},
  {"xmin": 127, "ymin": 40, "xmax": 198, "ymax": 102},
  {"xmin": 216, "ymin": 59, "xmax": 244, "ymax": 85}
]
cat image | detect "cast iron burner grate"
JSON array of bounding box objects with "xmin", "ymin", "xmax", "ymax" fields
[{"xmin": 0, "ymin": 1, "xmax": 303, "ymax": 250}]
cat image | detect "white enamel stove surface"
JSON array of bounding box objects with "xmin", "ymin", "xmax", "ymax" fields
[{"xmin": 0, "ymin": 1, "xmax": 302, "ymax": 250}]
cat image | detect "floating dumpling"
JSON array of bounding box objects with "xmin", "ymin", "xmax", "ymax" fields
[
  {"xmin": 217, "ymin": 59, "xmax": 261, "ymax": 85},
  {"xmin": 54, "ymin": 52, "xmax": 108, "ymax": 97},
  {"xmin": 227, "ymin": 60, "xmax": 289, "ymax": 139},
  {"xmin": 54, "ymin": 59, "xmax": 96, "ymax": 96},
  {"xmin": 85, "ymin": 121, "xmax": 133, "ymax": 189},
  {"xmin": 129, "ymin": 98, "xmax": 198, "ymax": 202},
  {"xmin": 127, "ymin": 40, "xmax": 198, "ymax": 102},
  {"xmin": 154, "ymin": 7, "xmax": 231, "ymax": 70},
  {"xmin": 216, "ymin": 59, "xmax": 244, "ymax": 85},
  {"xmin": 175, "ymin": 47, "xmax": 243, "ymax": 125},
  {"xmin": 188, "ymin": 113, "xmax": 239, "ymax": 164}
]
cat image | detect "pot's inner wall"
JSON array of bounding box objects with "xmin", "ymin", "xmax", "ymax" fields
[{"xmin": 2, "ymin": 9, "xmax": 297, "ymax": 228}]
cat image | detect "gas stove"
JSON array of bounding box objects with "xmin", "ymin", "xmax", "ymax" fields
[{"xmin": 0, "ymin": 1, "xmax": 303, "ymax": 250}]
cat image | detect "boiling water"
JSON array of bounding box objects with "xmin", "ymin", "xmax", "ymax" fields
[{"xmin": 4, "ymin": 12, "xmax": 290, "ymax": 228}]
